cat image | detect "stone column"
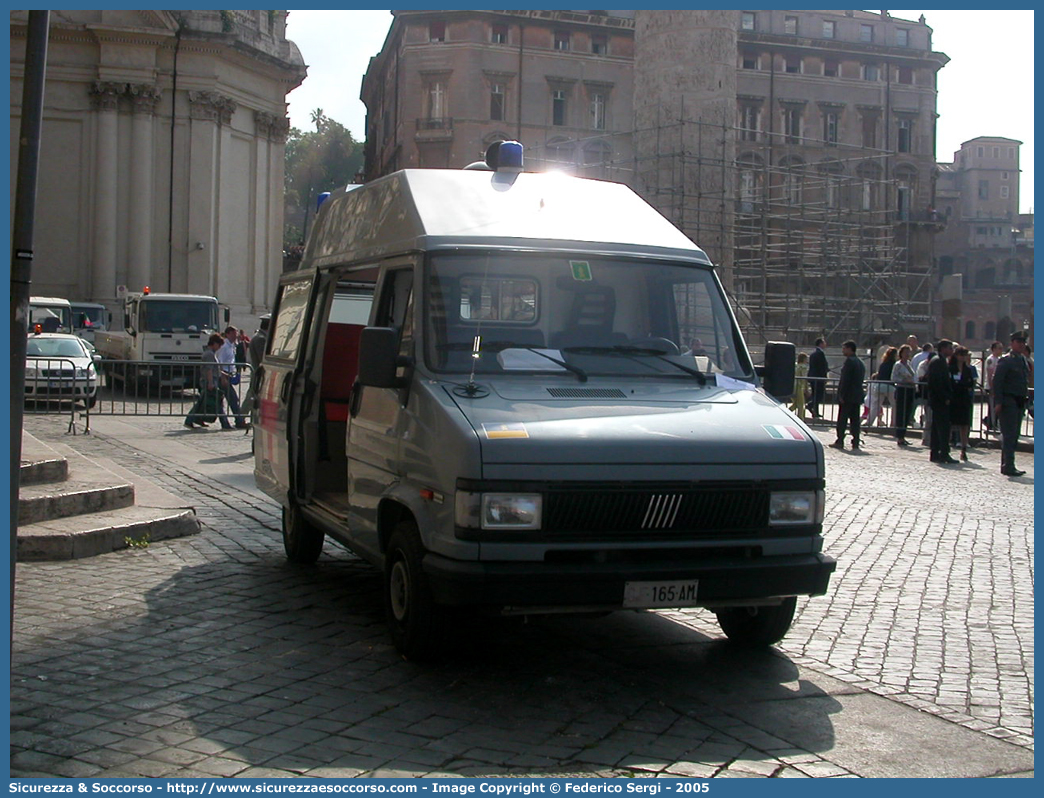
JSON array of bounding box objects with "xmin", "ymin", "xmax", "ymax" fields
[
  {"xmin": 128, "ymin": 84, "xmax": 161, "ymax": 292},
  {"xmin": 634, "ymin": 11, "xmax": 738, "ymax": 290},
  {"xmin": 253, "ymin": 111, "xmax": 289, "ymax": 311},
  {"xmin": 89, "ymin": 81, "xmax": 123, "ymax": 302},
  {"xmin": 187, "ymin": 90, "xmax": 237, "ymax": 297}
]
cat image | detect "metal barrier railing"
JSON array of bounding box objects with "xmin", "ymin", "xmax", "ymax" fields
[
  {"xmin": 23, "ymin": 355, "xmax": 95, "ymax": 433},
  {"xmin": 23, "ymin": 359, "xmax": 254, "ymax": 426},
  {"xmin": 798, "ymin": 375, "xmax": 1033, "ymax": 441}
]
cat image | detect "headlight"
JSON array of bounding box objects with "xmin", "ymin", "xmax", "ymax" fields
[
  {"xmin": 769, "ymin": 490, "xmax": 823, "ymax": 526},
  {"xmin": 75, "ymin": 368, "xmax": 89, "ymax": 379},
  {"xmin": 455, "ymin": 491, "xmax": 543, "ymax": 530}
]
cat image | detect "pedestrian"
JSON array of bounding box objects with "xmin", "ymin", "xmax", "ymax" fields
[
  {"xmin": 830, "ymin": 340, "xmax": 865, "ymax": 450},
  {"xmin": 866, "ymin": 346, "xmax": 897, "ymax": 428},
  {"xmin": 911, "ymin": 342, "xmax": 934, "ymax": 429},
  {"xmin": 184, "ymin": 334, "xmax": 225, "ymax": 428},
  {"xmin": 992, "ymin": 331, "xmax": 1031, "ymax": 476},
  {"xmin": 241, "ymin": 314, "xmax": 270, "ymax": 422},
  {"xmin": 806, "ymin": 337, "xmax": 828, "ymax": 419},
  {"xmin": 949, "ymin": 346, "xmax": 976, "ymax": 461},
  {"xmin": 791, "ymin": 351, "xmax": 809, "ymax": 420},
  {"xmin": 892, "ymin": 344, "xmax": 917, "ymax": 446},
  {"xmin": 217, "ymin": 325, "xmax": 248, "ymax": 430},
  {"xmin": 927, "ymin": 339, "xmax": 957, "ymax": 464},
  {"xmin": 983, "ymin": 340, "xmax": 1003, "ymax": 430}
]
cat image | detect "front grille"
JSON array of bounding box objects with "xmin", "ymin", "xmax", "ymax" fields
[
  {"xmin": 547, "ymin": 387, "xmax": 627, "ymax": 399},
  {"xmin": 544, "ymin": 487, "xmax": 768, "ymax": 536}
]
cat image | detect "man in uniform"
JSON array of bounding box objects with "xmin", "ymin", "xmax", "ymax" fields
[
  {"xmin": 829, "ymin": 340, "xmax": 865, "ymax": 450},
  {"xmin": 806, "ymin": 337, "xmax": 828, "ymax": 419},
  {"xmin": 927, "ymin": 339, "xmax": 957, "ymax": 464},
  {"xmin": 992, "ymin": 332, "xmax": 1031, "ymax": 476}
]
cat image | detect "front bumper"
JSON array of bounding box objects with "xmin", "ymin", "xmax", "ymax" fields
[{"xmin": 424, "ymin": 551, "xmax": 836, "ymax": 609}]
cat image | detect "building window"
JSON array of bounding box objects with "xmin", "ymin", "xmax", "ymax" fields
[
  {"xmin": 992, "ymin": 146, "xmax": 1000, "ymax": 158},
  {"xmin": 784, "ymin": 171, "xmax": 803, "ymax": 205},
  {"xmin": 823, "ymin": 112, "xmax": 839, "ymax": 146},
  {"xmin": 860, "ymin": 24, "xmax": 874, "ymax": 43},
  {"xmin": 591, "ymin": 34, "xmax": 607, "ymax": 55},
  {"xmin": 978, "ymin": 179, "xmax": 989, "ymax": 200},
  {"xmin": 785, "ymin": 55, "xmax": 801, "ymax": 74},
  {"xmin": 1002, "ymin": 171, "xmax": 1010, "ymax": 180},
  {"xmin": 552, "ymin": 89, "xmax": 567, "ymax": 126},
  {"xmin": 896, "ymin": 28, "xmax": 909, "ymax": 46},
  {"xmin": 965, "ymin": 321, "xmax": 976, "ymax": 340},
  {"xmin": 1007, "ymin": 146, "xmax": 1015, "ymax": 158},
  {"xmin": 897, "ymin": 66, "xmax": 913, "ymax": 85},
  {"xmin": 741, "ymin": 12, "xmax": 756, "ymax": 31},
  {"xmin": 897, "ymin": 119, "xmax": 912, "ymax": 153},
  {"xmin": 739, "ymin": 105, "xmax": 759, "ymax": 142},
  {"xmin": 589, "ymin": 91, "xmax": 606, "ymax": 130},
  {"xmin": 823, "ymin": 20, "xmax": 836, "ymax": 38},
  {"xmin": 742, "ymin": 52, "xmax": 759, "ymax": 70},
  {"xmin": 826, "ymin": 176, "xmax": 840, "ymax": 209},
  {"xmin": 490, "ymin": 84, "xmax": 505, "ymax": 121},
  {"xmin": 976, "ymin": 146, "xmax": 984, "ymax": 157},
  {"xmin": 863, "ymin": 64, "xmax": 880, "ymax": 81},
  {"xmin": 739, "ymin": 170, "xmax": 758, "ymax": 212},
  {"xmin": 429, "ymin": 21, "xmax": 446, "ymax": 42},
  {"xmin": 824, "ymin": 59, "xmax": 839, "ymax": 77},
  {"xmin": 491, "ymin": 23, "xmax": 508, "ymax": 44},
  {"xmin": 783, "ymin": 107, "xmax": 802, "ymax": 142},
  {"xmin": 784, "ymin": 16, "xmax": 798, "ymax": 35},
  {"xmin": 554, "ymin": 30, "xmax": 570, "ymax": 51},
  {"xmin": 862, "ymin": 114, "xmax": 878, "ymax": 148},
  {"xmin": 427, "ymin": 81, "xmax": 446, "ymax": 120},
  {"xmin": 1000, "ymin": 185, "xmax": 1010, "ymax": 199}
]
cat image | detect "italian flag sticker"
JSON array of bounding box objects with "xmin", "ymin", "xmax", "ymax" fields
[{"xmin": 763, "ymin": 424, "xmax": 806, "ymax": 441}]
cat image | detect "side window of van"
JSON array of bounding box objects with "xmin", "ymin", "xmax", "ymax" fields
[
  {"xmin": 375, "ymin": 269, "xmax": 413, "ymax": 331},
  {"xmin": 268, "ymin": 280, "xmax": 313, "ymax": 360}
]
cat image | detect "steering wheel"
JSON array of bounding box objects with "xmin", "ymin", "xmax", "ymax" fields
[{"xmin": 628, "ymin": 337, "xmax": 680, "ymax": 355}]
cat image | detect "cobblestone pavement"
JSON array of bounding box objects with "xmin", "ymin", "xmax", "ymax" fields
[{"xmin": 11, "ymin": 414, "xmax": 1033, "ymax": 778}]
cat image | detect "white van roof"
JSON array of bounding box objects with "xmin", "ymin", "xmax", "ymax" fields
[
  {"xmin": 303, "ymin": 169, "xmax": 712, "ymax": 269},
  {"xmin": 30, "ymin": 296, "xmax": 72, "ymax": 306}
]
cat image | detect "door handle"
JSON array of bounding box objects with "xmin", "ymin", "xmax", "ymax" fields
[{"xmin": 280, "ymin": 372, "xmax": 293, "ymax": 404}]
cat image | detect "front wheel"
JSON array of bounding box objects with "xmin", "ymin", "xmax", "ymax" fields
[
  {"xmin": 282, "ymin": 505, "xmax": 324, "ymax": 563},
  {"xmin": 385, "ymin": 520, "xmax": 446, "ymax": 660},
  {"xmin": 714, "ymin": 597, "xmax": 797, "ymax": 648}
]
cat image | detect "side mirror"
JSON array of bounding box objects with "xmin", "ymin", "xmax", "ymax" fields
[
  {"xmin": 93, "ymin": 353, "xmax": 102, "ymax": 363},
  {"xmin": 762, "ymin": 341, "xmax": 796, "ymax": 401},
  {"xmin": 357, "ymin": 327, "xmax": 405, "ymax": 389}
]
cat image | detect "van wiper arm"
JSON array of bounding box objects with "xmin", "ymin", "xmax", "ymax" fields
[
  {"xmin": 562, "ymin": 346, "xmax": 707, "ymax": 385},
  {"xmin": 436, "ymin": 341, "xmax": 587, "ymax": 382}
]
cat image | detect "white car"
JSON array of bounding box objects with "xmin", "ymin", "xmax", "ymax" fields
[{"xmin": 25, "ymin": 333, "xmax": 100, "ymax": 408}]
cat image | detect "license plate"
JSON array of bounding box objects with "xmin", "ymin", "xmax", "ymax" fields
[
  {"xmin": 623, "ymin": 579, "xmax": 699, "ymax": 608},
  {"xmin": 48, "ymin": 381, "xmax": 68, "ymax": 389}
]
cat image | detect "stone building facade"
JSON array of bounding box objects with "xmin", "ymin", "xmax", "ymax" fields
[
  {"xmin": 360, "ymin": 9, "xmax": 636, "ymax": 180},
  {"xmin": 360, "ymin": 9, "xmax": 950, "ymax": 346},
  {"xmin": 9, "ymin": 10, "xmax": 306, "ymax": 326},
  {"xmin": 935, "ymin": 136, "xmax": 1033, "ymax": 350}
]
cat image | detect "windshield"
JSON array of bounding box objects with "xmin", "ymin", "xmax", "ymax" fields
[
  {"xmin": 141, "ymin": 300, "xmax": 218, "ymax": 333},
  {"xmin": 73, "ymin": 306, "xmax": 106, "ymax": 328},
  {"xmin": 425, "ymin": 253, "xmax": 752, "ymax": 380},
  {"xmin": 28, "ymin": 303, "xmax": 72, "ymax": 333},
  {"xmin": 27, "ymin": 338, "xmax": 89, "ymax": 358}
]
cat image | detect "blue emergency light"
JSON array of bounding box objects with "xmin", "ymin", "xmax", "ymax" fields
[
  {"xmin": 495, "ymin": 141, "xmax": 524, "ymax": 173},
  {"xmin": 317, "ymin": 191, "xmax": 331, "ymax": 211}
]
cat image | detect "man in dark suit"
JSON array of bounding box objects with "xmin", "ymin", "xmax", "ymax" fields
[
  {"xmin": 927, "ymin": 339, "xmax": 957, "ymax": 464},
  {"xmin": 829, "ymin": 340, "xmax": 865, "ymax": 450},
  {"xmin": 806, "ymin": 337, "xmax": 828, "ymax": 419},
  {"xmin": 992, "ymin": 331, "xmax": 1031, "ymax": 476}
]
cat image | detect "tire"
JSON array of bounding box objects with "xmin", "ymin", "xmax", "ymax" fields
[
  {"xmin": 715, "ymin": 597, "xmax": 797, "ymax": 648},
  {"xmin": 85, "ymin": 394, "xmax": 97, "ymax": 409},
  {"xmin": 282, "ymin": 505, "xmax": 324, "ymax": 564},
  {"xmin": 385, "ymin": 519, "xmax": 446, "ymax": 660}
]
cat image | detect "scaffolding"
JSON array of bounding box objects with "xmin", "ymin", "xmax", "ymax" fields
[{"xmin": 527, "ymin": 115, "xmax": 935, "ymax": 348}]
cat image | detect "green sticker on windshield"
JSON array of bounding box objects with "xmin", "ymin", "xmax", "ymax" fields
[{"xmin": 570, "ymin": 260, "xmax": 592, "ymax": 281}]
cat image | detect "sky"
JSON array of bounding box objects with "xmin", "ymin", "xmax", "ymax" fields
[{"xmin": 285, "ymin": 9, "xmax": 1034, "ymax": 213}]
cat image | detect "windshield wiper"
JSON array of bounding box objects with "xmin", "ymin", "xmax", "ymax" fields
[
  {"xmin": 562, "ymin": 346, "xmax": 707, "ymax": 385},
  {"xmin": 436, "ymin": 341, "xmax": 588, "ymax": 382}
]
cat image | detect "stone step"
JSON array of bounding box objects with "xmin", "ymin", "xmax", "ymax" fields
[
  {"xmin": 17, "ymin": 505, "xmax": 200, "ymax": 561},
  {"xmin": 19, "ymin": 454, "xmax": 68, "ymax": 487},
  {"xmin": 19, "ymin": 479, "xmax": 135, "ymax": 525},
  {"xmin": 17, "ymin": 431, "xmax": 200, "ymax": 561}
]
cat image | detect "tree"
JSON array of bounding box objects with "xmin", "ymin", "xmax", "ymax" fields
[{"xmin": 284, "ymin": 109, "xmax": 364, "ymax": 250}]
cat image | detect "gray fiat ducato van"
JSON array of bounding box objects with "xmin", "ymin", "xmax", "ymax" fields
[{"xmin": 254, "ymin": 142, "xmax": 835, "ymax": 659}]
